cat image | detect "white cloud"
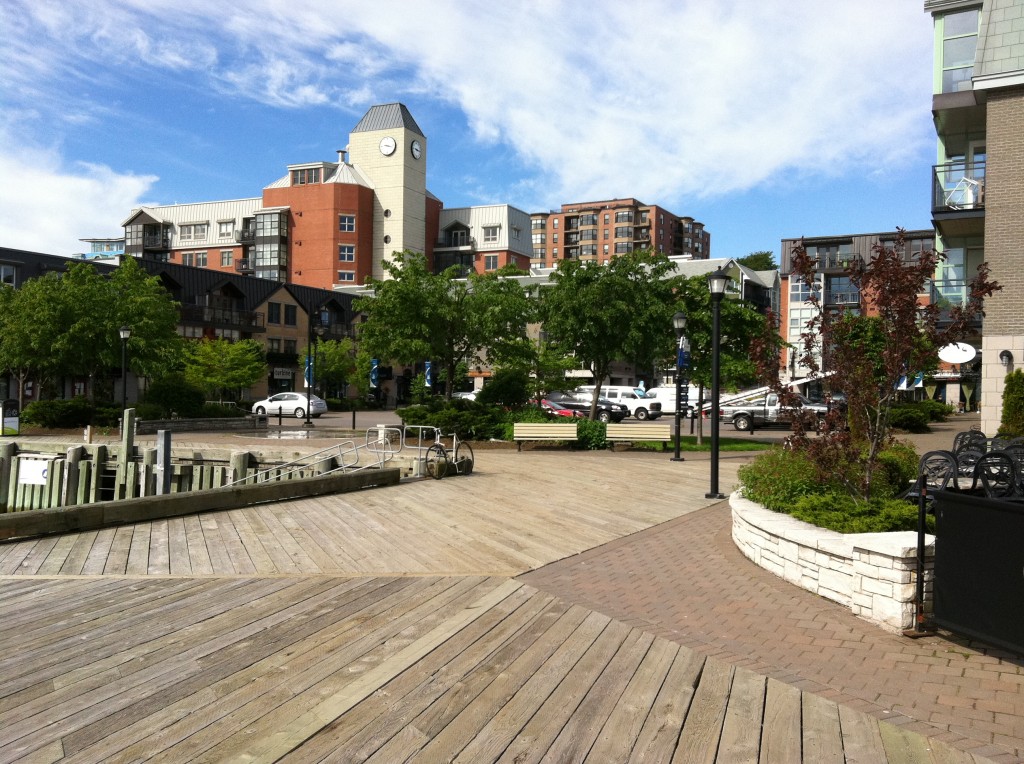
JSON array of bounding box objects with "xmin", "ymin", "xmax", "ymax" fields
[
  {"xmin": 0, "ymin": 0, "xmax": 936, "ymax": 246},
  {"xmin": 0, "ymin": 141, "xmax": 157, "ymax": 256}
]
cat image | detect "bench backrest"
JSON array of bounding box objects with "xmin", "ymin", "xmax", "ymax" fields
[{"xmin": 513, "ymin": 422, "xmax": 578, "ymax": 437}]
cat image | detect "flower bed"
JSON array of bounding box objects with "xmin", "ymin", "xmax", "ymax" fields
[{"xmin": 730, "ymin": 492, "xmax": 933, "ymax": 633}]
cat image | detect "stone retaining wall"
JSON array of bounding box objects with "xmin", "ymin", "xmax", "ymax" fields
[
  {"xmin": 135, "ymin": 416, "xmax": 268, "ymax": 435},
  {"xmin": 730, "ymin": 492, "xmax": 933, "ymax": 633}
]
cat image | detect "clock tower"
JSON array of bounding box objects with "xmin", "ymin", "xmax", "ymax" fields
[{"xmin": 347, "ymin": 103, "xmax": 427, "ymax": 279}]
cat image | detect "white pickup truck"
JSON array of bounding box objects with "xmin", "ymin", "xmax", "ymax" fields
[{"xmin": 717, "ymin": 390, "xmax": 830, "ymax": 432}]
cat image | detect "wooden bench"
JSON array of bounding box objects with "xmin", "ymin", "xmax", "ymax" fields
[
  {"xmin": 513, "ymin": 422, "xmax": 578, "ymax": 451},
  {"xmin": 605, "ymin": 423, "xmax": 673, "ymax": 448}
]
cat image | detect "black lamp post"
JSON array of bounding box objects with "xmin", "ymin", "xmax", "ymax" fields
[
  {"xmin": 304, "ymin": 307, "xmax": 329, "ymax": 427},
  {"xmin": 706, "ymin": 268, "xmax": 729, "ymax": 500},
  {"xmin": 671, "ymin": 310, "xmax": 689, "ymax": 462},
  {"xmin": 119, "ymin": 325, "xmax": 131, "ymax": 416}
]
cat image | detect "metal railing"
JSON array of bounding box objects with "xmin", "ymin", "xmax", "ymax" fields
[{"xmin": 932, "ymin": 161, "xmax": 986, "ymax": 212}]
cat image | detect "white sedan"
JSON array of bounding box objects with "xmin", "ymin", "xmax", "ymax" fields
[{"xmin": 251, "ymin": 392, "xmax": 327, "ymax": 419}]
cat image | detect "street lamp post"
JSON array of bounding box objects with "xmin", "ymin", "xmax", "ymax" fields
[
  {"xmin": 304, "ymin": 307, "xmax": 329, "ymax": 428},
  {"xmin": 671, "ymin": 311, "xmax": 689, "ymax": 462},
  {"xmin": 706, "ymin": 269, "xmax": 729, "ymax": 500},
  {"xmin": 119, "ymin": 325, "xmax": 131, "ymax": 418}
]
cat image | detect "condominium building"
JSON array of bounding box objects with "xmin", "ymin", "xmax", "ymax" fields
[
  {"xmin": 435, "ymin": 204, "xmax": 533, "ymax": 275},
  {"xmin": 529, "ymin": 199, "xmax": 710, "ymax": 268},
  {"xmin": 925, "ymin": 0, "xmax": 1024, "ymax": 432}
]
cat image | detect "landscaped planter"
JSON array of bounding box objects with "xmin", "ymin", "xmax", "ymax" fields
[{"xmin": 730, "ymin": 492, "xmax": 933, "ymax": 633}]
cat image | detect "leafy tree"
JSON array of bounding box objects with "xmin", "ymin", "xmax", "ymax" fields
[
  {"xmin": 737, "ymin": 251, "xmax": 777, "ymax": 271},
  {"xmin": 0, "ymin": 259, "xmax": 182, "ymax": 404},
  {"xmin": 310, "ymin": 337, "xmax": 357, "ymax": 398},
  {"xmin": 355, "ymin": 252, "xmax": 534, "ymax": 400},
  {"xmin": 539, "ymin": 251, "xmax": 677, "ymax": 418},
  {"xmin": 754, "ymin": 229, "xmax": 1000, "ymax": 500},
  {"xmin": 476, "ymin": 367, "xmax": 530, "ymax": 408},
  {"xmin": 1000, "ymin": 369, "xmax": 1024, "ymax": 437},
  {"xmin": 183, "ymin": 338, "xmax": 266, "ymax": 400}
]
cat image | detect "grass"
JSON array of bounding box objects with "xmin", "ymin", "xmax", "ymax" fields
[{"xmin": 632, "ymin": 436, "xmax": 774, "ymax": 453}]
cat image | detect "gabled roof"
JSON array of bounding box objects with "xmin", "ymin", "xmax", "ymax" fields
[
  {"xmin": 121, "ymin": 208, "xmax": 168, "ymax": 227},
  {"xmin": 264, "ymin": 162, "xmax": 374, "ymax": 190},
  {"xmin": 351, "ymin": 103, "xmax": 424, "ymax": 137}
]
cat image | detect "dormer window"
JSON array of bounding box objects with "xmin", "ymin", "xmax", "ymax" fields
[{"xmin": 291, "ymin": 168, "xmax": 321, "ymax": 185}]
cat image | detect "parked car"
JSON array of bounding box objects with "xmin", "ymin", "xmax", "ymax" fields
[
  {"xmin": 537, "ymin": 398, "xmax": 577, "ymax": 418},
  {"xmin": 575, "ymin": 385, "xmax": 663, "ymax": 420},
  {"xmin": 452, "ymin": 391, "xmax": 478, "ymax": 401},
  {"xmin": 251, "ymin": 392, "xmax": 327, "ymax": 419},
  {"xmin": 717, "ymin": 391, "xmax": 829, "ymax": 432},
  {"xmin": 545, "ymin": 392, "xmax": 628, "ymax": 423}
]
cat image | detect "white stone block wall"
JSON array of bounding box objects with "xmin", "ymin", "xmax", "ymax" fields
[{"xmin": 731, "ymin": 492, "xmax": 934, "ymax": 633}]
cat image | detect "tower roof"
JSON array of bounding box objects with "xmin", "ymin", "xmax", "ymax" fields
[{"xmin": 351, "ymin": 103, "xmax": 424, "ymax": 138}]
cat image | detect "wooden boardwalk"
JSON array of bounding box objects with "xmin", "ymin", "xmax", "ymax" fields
[{"xmin": 0, "ymin": 448, "xmax": 997, "ymax": 762}]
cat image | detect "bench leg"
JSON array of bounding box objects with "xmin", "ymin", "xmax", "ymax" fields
[{"xmin": 517, "ymin": 441, "xmax": 522, "ymax": 452}]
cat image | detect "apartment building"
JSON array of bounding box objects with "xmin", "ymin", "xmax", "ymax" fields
[
  {"xmin": 122, "ymin": 103, "xmax": 443, "ymax": 290},
  {"xmin": 435, "ymin": 204, "xmax": 533, "ymax": 274},
  {"xmin": 530, "ymin": 199, "xmax": 710, "ymax": 268},
  {"xmin": 925, "ymin": 0, "xmax": 1024, "ymax": 432}
]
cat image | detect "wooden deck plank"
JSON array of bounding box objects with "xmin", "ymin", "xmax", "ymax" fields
[
  {"xmin": 10, "ymin": 536, "xmax": 59, "ymax": 575},
  {"xmin": 538, "ymin": 628, "xmax": 655, "ymax": 764},
  {"xmin": 125, "ymin": 522, "xmax": 152, "ymax": 575},
  {"xmin": 79, "ymin": 527, "xmax": 116, "ymax": 575},
  {"xmin": 586, "ymin": 637, "xmax": 679, "ymax": 762},
  {"xmin": 878, "ymin": 720, "xmax": 941, "ymax": 764},
  {"xmin": 182, "ymin": 514, "xmax": 214, "ymax": 575},
  {"xmin": 34, "ymin": 534, "xmax": 78, "ymax": 575},
  {"xmin": 57, "ymin": 531, "xmax": 100, "ymax": 575},
  {"xmin": 628, "ymin": 644, "xmax": 705, "ymax": 762},
  {"xmin": 837, "ymin": 704, "xmax": 889, "ymax": 764},
  {"xmin": 102, "ymin": 526, "xmax": 134, "ymax": 574},
  {"xmin": 671, "ymin": 656, "xmax": 734, "ymax": 764},
  {"xmin": 494, "ymin": 618, "xmax": 633, "ymax": 763},
  {"xmin": 758, "ymin": 678, "xmax": 802, "ymax": 764},
  {"xmin": 716, "ymin": 666, "xmax": 766, "ymax": 764},
  {"xmin": 166, "ymin": 516, "xmax": 192, "ymax": 575},
  {"xmin": 802, "ymin": 691, "xmax": 844, "ymax": 764},
  {"xmin": 147, "ymin": 518, "xmax": 170, "ymax": 575}
]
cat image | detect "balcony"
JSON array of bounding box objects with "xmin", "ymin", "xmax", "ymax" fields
[
  {"xmin": 234, "ymin": 226, "xmax": 257, "ymax": 244},
  {"xmin": 235, "ymin": 259, "xmax": 254, "ymax": 274},
  {"xmin": 817, "ymin": 253, "xmax": 864, "ymax": 271},
  {"xmin": 179, "ymin": 305, "xmax": 266, "ymax": 332},
  {"xmin": 824, "ymin": 291, "xmax": 860, "ymax": 306},
  {"xmin": 435, "ymin": 235, "xmax": 475, "ymax": 251},
  {"xmin": 932, "ymin": 161, "xmax": 985, "ymax": 213}
]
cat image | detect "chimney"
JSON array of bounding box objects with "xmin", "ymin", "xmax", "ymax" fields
[{"xmin": 337, "ymin": 148, "xmax": 348, "ymax": 164}]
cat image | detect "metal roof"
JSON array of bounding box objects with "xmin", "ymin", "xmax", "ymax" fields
[{"xmin": 350, "ymin": 103, "xmax": 424, "ymax": 137}]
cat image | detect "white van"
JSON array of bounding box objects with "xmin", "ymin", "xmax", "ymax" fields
[
  {"xmin": 644, "ymin": 386, "xmax": 702, "ymax": 417},
  {"xmin": 575, "ymin": 385, "xmax": 663, "ymax": 420}
]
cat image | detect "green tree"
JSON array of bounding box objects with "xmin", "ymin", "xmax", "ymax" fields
[
  {"xmin": 1000, "ymin": 369, "xmax": 1024, "ymax": 437},
  {"xmin": 737, "ymin": 251, "xmax": 776, "ymax": 271},
  {"xmin": 0, "ymin": 259, "xmax": 182, "ymax": 404},
  {"xmin": 355, "ymin": 252, "xmax": 534, "ymax": 400},
  {"xmin": 539, "ymin": 251, "xmax": 677, "ymax": 419},
  {"xmin": 183, "ymin": 339, "xmax": 266, "ymax": 399},
  {"xmin": 310, "ymin": 337, "xmax": 357, "ymax": 398}
]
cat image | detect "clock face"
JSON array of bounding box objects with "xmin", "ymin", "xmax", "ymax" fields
[
  {"xmin": 379, "ymin": 136, "xmax": 396, "ymax": 156},
  {"xmin": 410, "ymin": 140, "xmax": 422, "ymax": 160}
]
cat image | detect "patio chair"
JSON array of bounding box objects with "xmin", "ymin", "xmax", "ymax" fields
[
  {"xmin": 971, "ymin": 451, "xmax": 1019, "ymax": 499},
  {"xmin": 952, "ymin": 430, "xmax": 987, "ymax": 453},
  {"xmin": 953, "ymin": 446, "xmax": 985, "ymax": 483},
  {"xmin": 903, "ymin": 450, "xmax": 959, "ymax": 506}
]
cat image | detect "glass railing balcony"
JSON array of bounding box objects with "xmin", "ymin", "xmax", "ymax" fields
[
  {"xmin": 179, "ymin": 305, "xmax": 265, "ymax": 330},
  {"xmin": 818, "ymin": 253, "xmax": 863, "ymax": 270},
  {"xmin": 932, "ymin": 161, "xmax": 985, "ymax": 213},
  {"xmin": 824, "ymin": 291, "xmax": 860, "ymax": 306}
]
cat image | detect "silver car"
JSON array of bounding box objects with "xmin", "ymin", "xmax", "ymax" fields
[{"xmin": 251, "ymin": 392, "xmax": 328, "ymax": 419}]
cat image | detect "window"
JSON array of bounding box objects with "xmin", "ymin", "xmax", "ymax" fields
[
  {"xmin": 614, "ymin": 211, "xmax": 633, "ymax": 223},
  {"xmin": 604, "ymin": 214, "xmax": 610, "ymax": 224},
  {"xmin": 337, "ymin": 271, "xmax": 355, "ymax": 282},
  {"xmin": 218, "ymin": 221, "xmax": 234, "ymax": 239},
  {"xmin": 339, "ymin": 214, "xmax": 356, "ymax": 232},
  {"xmin": 552, "ymin": 218, "xmax": 559, "ymax": 229},
  {"xmin": 511, "ymin": 227, "xmax": 521, "ymax": 240},
  {"xmin": 181, "ymin": 252, "xmax": 194, "ymax": 267},
  {"xmin": 532, "ymin": 233, "xmax": 545, "ymax": 246},
  {"xmin": 179, "ymin": 223, "xmax": 208, "ymax": 241},
  {"xmin": 614, "ymin": 242, "xmax": 632, "ymax": 254},
  {"xmin": 579, "ymin": 229, "xmax": 597, "ymax": 241},
  {"xmin": 483, "ymin": 226, "xmax": 499, "ymax": 243},
  {"xmin": 291, "ymin": 167, "xmax": 321, "ymax": 185},
  {"xmin": 1, "ymin": 264, "xmax": 17, "ymax": 286},
  {"xmin": 268, "ymin": 302, "xmax": 281, "ymax": 324},
  {"xmin": 532, "ymin": 218, "xmax": 546, "ymax": 230},
  {"xmin": 615, "ymin": 226, "xmax": 632, "ymax": 239},
  {"xmin": 579, "ymin": 213, "xmax": 597, "ymax": 226},
  {"xmin": 553, "ymin": 247, "xmax": 559, "ymax": 258},
  {"xmin": 284, "ymin": 305, "xmax": 297, "ymax": 326},
  {"xmin": 268, "ymin": 338, "xmax": 281, "ymax": 352},
  {"xmin": 338, "ymin": 245, "xmax": 355, "ymax": 262},
  {"xmin": 220, "ymin": 249, "xmax": 233, "ymax": 267},
  {"xmin": 193, "ymin": 251, "xmax": 207, "ymax": 267},
  {"xmin": 940, "ymin": 8, "xmax": 979, "ymax": 93},
  {"xmin": 484, "ymin": 254, "xmax": 498, "ymax": 271},
  {"xmin": 552, "ymin": 233, "xmax": 558, "ymax": 243},
  {"xmin": 533, "ymin": 247, "xmax": 546, "ymax": 258},
  {"xmin": 580, "ymin": 245, "xmax": 597, "ymax": 256},
  {"xmin": 603, "ymin": 244, "xmax": 609, "ymax": 255},
  {"xmin": 256, "ymin": 212, "xmax": 285, "ymax": 237},
  {"xmin": 284, "ymin": 339, "xmax": 297, "ymax": 355}
]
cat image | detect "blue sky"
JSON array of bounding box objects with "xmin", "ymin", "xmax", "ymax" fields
[{"xmin": 0, "ymin": 0, "xmax": 937, "ymax": 263}]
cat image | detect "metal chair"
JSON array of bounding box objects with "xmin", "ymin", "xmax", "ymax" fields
[
  {"xmin": 903, "ymin": 450, "xmax": 960, "ymax": 506},
  {"xmin": 953, "ymin": 446, "xmax": 985, "ymax": 483},
  {"xmin": 971, "ymin": 451, "xmax": 1019, "ymax": 499},
  {"xmin": 952, "ymin": 430, "xmax": 987, "ymax": 453}
]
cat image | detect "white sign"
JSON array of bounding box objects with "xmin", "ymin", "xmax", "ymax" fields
[
  {"xmin": 18, "ymin": 458, "xmax": 49, "ymax": 485},
  {"xmin": 273, "ymin": 367, "xmax": 292, "ymax": 380}
]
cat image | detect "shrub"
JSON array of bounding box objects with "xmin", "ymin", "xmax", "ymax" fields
[
  {"xmin": 144, "ymin": 374, "xmax": 205, "ymax": 418},
  {"xmin": 872, "ymin": 441, "xmax": 919, "ymax": 499},
  {"xmin": 918, "ymin": 399, "xmax": 956, "ymax": 422},
  {"xmin": 738, "ymin": 447, "xmax": 825, "ymax": 511},
  {"xmin": 476, "ymin": 368, "xmax": 530, "ymax": 409},
  {"xmin": 200, "ymin": 402, "xmax": 247, "ymax": 418},
  {"xmin": 398, "ymin": 399, "xmax": 505, "ymax": 440},
  {"xmin": 21, "ymin": 397, "xmax": 96, "ymax": 428},
  {"xmin": 788, "ymin": 494, "xmax": 933, "ymax": 534},
  {"xmin": 888, "ymin": 405, "xmax": 930, "ymax": 433},
  {"xmin": 999, "ymin": 369, "xmax": 1024, "ymax": 437},
  {"xmin": 574, "ymin": 418, "xmax": 607, "ymax": 450}
]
